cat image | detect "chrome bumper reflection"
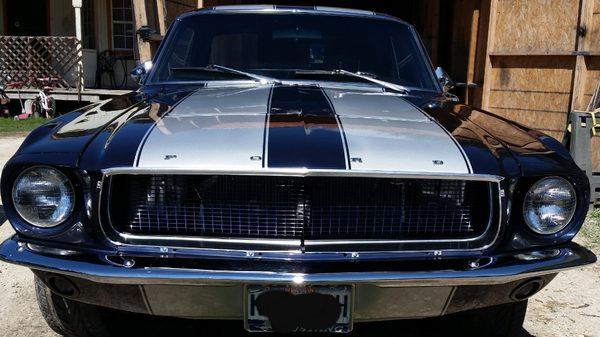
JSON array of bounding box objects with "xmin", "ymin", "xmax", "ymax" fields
[{"xmin": 0, "ymin": 238, "xmax": 595, "ymax": 287}]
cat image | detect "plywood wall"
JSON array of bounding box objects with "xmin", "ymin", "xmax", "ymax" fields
[
  {"xmin": 485, "ymin": 56, "xmax": 575, "ymax": 139},
  {"xmin": 492, "ymin": 0, "xmax": 579, "ymax": 54},
  {"xmin": 577, "ymin": 57, "xmax": 600, "ymax": 110},
  {"xmin": 588, "ymin": 0, "xmax": 600, "ymax": 52},
  {"xmin": 481, "ymin": 0, "xmax": 600, "ymax": 171}
]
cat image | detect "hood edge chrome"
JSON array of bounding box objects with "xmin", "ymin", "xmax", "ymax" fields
[{"xmin": 101, "ymin": 167, "xmax": 503, "ymax": 182}]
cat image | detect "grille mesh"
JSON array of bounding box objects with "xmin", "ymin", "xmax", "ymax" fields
[{"xmin": 109, "ymin": 175, "xmax": 490, "ymax": 240}]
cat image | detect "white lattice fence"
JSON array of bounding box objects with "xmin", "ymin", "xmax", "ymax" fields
[{"xmin": 0, "ymin": 36, "xmax": 82, "ymax": 89}]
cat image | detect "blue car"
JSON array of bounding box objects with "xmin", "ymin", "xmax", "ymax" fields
[{"xmin": 0, "ymin": 6, "xmax": 595, "ymax": 337}]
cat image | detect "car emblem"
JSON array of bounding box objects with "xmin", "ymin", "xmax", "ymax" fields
[
  {"xmin": 164, "ymin": 154, "xmax": 178, "ymax": 160},
  {"xmin": 432, "ymin": 160, "xmax": 444, "ymax": 165}
]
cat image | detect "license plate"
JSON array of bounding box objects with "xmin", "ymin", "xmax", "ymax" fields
[{"xmin": 245, "ymin": 285, "xmax": 353, "ymax": 333}]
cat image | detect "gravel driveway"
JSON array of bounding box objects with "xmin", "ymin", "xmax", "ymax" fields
[{"xmin": 0, "ymin": 135, "xmax": 598, "ymax": 337}]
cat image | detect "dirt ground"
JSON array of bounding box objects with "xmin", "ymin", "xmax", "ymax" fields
[{"xmin": 0, "ymin": 135, "xmax": 598, "ymax": 337}]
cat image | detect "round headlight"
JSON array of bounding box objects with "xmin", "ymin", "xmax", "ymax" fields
[
  {"xmin": 11, "ymin": 166, "xmax": 75, "ymax": 228},
  {"xmin": 523, "ymin": 177, "xmax": 576, "ymax": 235}
]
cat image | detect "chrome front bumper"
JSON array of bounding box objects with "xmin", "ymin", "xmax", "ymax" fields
[{"xmin": 0, "ymin": 237, "xmax": 596, "ymax": 320}]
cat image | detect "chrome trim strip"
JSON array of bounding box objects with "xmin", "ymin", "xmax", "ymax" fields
[
  {"xmin": 314, "ymin": 6, "xmax": 375, "ymax": 16},
  {"xmin": 208, "ymin": 6, "xmax": 377, "ymax": 19},
  {"xmin": 196, "ymin": 6, "xmax": 407, "ymax": 27},
  {"xmin": 210, "ymin": 5, "xmax": 377, "ymax": 18},
  {"xmin": 107, "ymin": 245, "xmax": 456, "ymax": 261},
  {"xmin": 117, "ymin": 232, "xmax": 302, "ymax": 247},
  {"xmin": 101, "ymin": 167, "xmax": 503, "ymax": 182}
]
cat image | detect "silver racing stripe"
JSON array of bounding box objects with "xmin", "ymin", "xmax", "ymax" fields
[
  {"xmin": 322, "ymin": 88, "xmax": 472, "ymax": 174},
  {"xmin": 136, "ymin": 85, "xmax": 272, "ymax": 169}
]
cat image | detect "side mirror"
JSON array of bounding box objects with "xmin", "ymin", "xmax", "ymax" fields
[
  {"xmin": 131, "ymin": 60, "xmax": 153, "ymax": 85},
  {"xmin": 435, "ymin": 67, "xmax": 455, "ymax": 92}
]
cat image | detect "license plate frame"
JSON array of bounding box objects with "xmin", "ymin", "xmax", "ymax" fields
[{"xmin": 244, "ymin": 284, "xmax": 354, "ymax": 333}]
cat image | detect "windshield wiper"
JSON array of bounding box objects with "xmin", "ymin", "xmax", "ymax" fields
[
  {"xmin": 170, "ymin": 64, "xmax": 281, "ymax": 84},
  {"xmin": 295, "ymin": 69, "xmax": 411, "ymax": 95}
]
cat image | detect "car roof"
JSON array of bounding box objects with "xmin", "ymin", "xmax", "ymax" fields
[{"xmin": 181, "ymin": 5, "xmax": 409, "ymax": 26}]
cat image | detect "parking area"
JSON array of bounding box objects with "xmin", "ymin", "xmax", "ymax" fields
[{"xmin": 0, "ymin": 135, "xmax": 598, "ymax": 337}]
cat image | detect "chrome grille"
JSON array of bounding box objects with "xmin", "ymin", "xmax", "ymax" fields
[{"xmin": 109, "ymin": 175, "xmax": 490, "ymax": 241}]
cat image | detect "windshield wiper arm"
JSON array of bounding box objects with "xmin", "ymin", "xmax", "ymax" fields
[
  {"xmin": 208, "ymin": 64, "xmax": 281, "ymax": 84},
  {"xmin": 333, "ymin": 69, "xmax": 411, "ymax": 94},
  {"xmin": 294, "ymin": 69, "xmax": 411, "ymax": 94},
  {"xmin": 170, "ymin": 64, "xmax": 281, "ymax": 84}
]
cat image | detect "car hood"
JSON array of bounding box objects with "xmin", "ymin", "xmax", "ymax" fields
[
  {"xmin": 133, "ymin": 85, "xmax": 474, "ymax": 174},
  {"xmin": 15, "ymin": 84, "xmax": 577, "ymax": 179}
]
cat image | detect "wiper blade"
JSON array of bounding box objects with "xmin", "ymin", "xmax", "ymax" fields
[
  {"xmin": 295, "ymin": 69, "xmax": 411, "ymax": 94},
  {"xmin": 170, "ymin": 64, "xmax": 281, "ymax": 84},
  {"xmin": 209, "ymin": 64, "xmax": 281, "ymax": 84},
  {"xmin": 333, "ymin": 69, "xmax": 411, "ymax": 94}
]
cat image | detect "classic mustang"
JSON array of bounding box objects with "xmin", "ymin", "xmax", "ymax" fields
[{"xmin": 0, "ymin": 5, "xmax": 596, "ymax": 337}]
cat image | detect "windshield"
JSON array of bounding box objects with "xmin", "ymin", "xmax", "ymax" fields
[{"xmin": 150, "ymin": 13, "xmax": 438, "ymax": 91}]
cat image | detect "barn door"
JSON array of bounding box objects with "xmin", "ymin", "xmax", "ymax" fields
[{"xmin": 481, "ymin": 0, "xmax": 600, "ymax": 154}]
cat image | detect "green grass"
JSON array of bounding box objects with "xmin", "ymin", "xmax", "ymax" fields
[
  {"xmin": 0, "ymin": 118, "xmax": 47, "ymax": 134},
  {"xmin": 582, "ymin": 209, "xmax": 600, "ymax": 247}
]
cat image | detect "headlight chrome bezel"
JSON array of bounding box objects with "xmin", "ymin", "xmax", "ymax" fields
[
  {"xmin": 11, "ymin": 165, "xmax": 76, "ymax": 229},
  {"xmin": 522, "ymin": 176, "xmax": 578, "ymax": 235}
]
